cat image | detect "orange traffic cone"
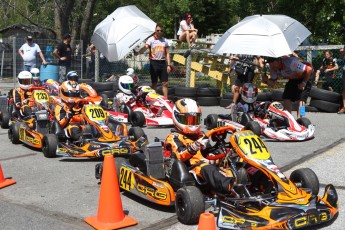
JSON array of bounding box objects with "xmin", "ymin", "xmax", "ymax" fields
[
  {"xmin": 0, "ymin": 164, "xmax": 16, "ymax": 189},
  {"xmin": 84, "ymin": 154, "xmax": 137, "ymax": 229},
  {"xmin": 198, "ymin": 212, "xmax": 216, "ymax": 230}
]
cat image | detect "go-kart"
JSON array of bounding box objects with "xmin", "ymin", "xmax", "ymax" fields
[
  {"xmin": 42, "ymin": 99, "xmax": 148, "ymax": 158},
  {"xmin": 105, "ymin": 87, "xmax": 174, "ymax": 127},
  {"xmin": 95, "ymin": 125, "xmax": 338, "ymax": 228},
  {"xmin": 206, "ymin": 101, "xmax": 315, "ymax": 141}
]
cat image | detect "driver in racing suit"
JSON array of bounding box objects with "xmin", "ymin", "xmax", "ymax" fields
[
  {"xmin": 164, "ymin": 98, "xmax": 235, "ymax": 194},
  {"xmin": 13, "ymin": 71, "xmax": 34, "ymax": 119}
]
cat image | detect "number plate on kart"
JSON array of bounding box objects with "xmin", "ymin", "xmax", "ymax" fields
[
  {"xmin": 119, "ymin": 167, "xmax": 135, "ymax": 191},
  {"xmin": 33, "ymin": 90, "xmax": 49, "ymax": 103},
  {"xmin": 236, "ymin": 132, "xmax": 270, "ymax": 160},
  {"xmin": 84, "ymin": 105, "xmax": 106, "ymax": 121}
]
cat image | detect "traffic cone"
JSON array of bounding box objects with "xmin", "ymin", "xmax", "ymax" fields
[
  {"xmin": 84, "ymin": 154, "xmax": 137, "ymax": 229},
  {"xmin": 0, "ymin": 164, "xmax": 16, "ymax": 189},
  {"xmin": 198, "ymin": 212, "xmax": 216, "ymax": 230}
]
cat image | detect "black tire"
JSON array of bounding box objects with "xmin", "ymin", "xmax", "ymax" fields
[
  {"xmin": 257, "ymin": 91, "xmax": 272, "ymax": 102},
  {"xmin": 128, "ymin": 126, "xmax": 147, "ymax": 142},
  {"xmin": 244, "ymin": 121, "xmax": 261, "ymax": 136},
  {"xmin": 290, "ymin": 168, "xmax": 319, "ymax": 195},
  {"xmin": 220, "ymin": 98, "xmax": 232, "ymax": 107},
  {"xmin": 197, "ymin": 97, "xmax": 220, "ymax": 106},
  {"xmin": 100, "ymin": 93, "xmax": 109, "ymax": 109},
  {"xmin": 271, "ymin": 88, "xmax": 284, "ymax": 101},
  {"xmin": 297, "ymin": 117, "xmax": 311, "ymax": 128},
  {"xmin": 97, "ymin": 90, "xmax": 115, "ymax": 99},
  {"xmin": 174, "ymin": 86, "xmax": 197, "ymax": 97},
  {"xmin": 42, "ymin": 134, "xmax": 58, "ymax": 158},
  {"xmin": 0, "ymin": 111, "xmax": 10, "ymax": 129},
  {"xmin": 175, "ymin": 186, "xmax": 205, "ymax": 225},
  {"xmin": 205, "ymin": 114, "xmax": 218, "ymax": 130},
  {"xmin": 156, "ymin": 86, "xmax": 175, "ymax": 95},
  {"xmin": 309, "ymin": 99, "xmax": 340, "ymax": 113},
  {"xmin": 174, "ymin": 96, "xmax": 197, "ymax": 101},
  {"xmin": 8, "ymin": 122, "xmax": 22, "ymax": 144},
  {"xmin": 309, "ymin": 87, "xmax": 341, "ymax": 103},
  {"xmin": 306, "ymin": 105, "xmax": 319, "ymax": 112},
  {"xmin": 130, "ymin": 111, "xmax": 146, "ymax": 127},
  {"xmin": 196, "ymin": 87, "xmax": 221, "ymax": 97},
  {"xmin": 222, "ymin": 93, "xmax": 234, "ymax": 100}
]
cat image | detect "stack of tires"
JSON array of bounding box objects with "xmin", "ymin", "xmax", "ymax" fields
[
  {"xmin": 156, "ymin": 86, "xmax": 175, "ymax": 101},
  {"xmin": 173, "ymin": 86, "xmax": 221, "ymax": 106},
  {"xmin": 220, "ymin": 91, "xmax": 273, "ymax": 107},
  {"xmin": 308, "ymin": 88, "xmax": 342, "ymax": 113},
  {"xmin": 85, "ymin": 82, "xmax": 118, "ymax": 100}
]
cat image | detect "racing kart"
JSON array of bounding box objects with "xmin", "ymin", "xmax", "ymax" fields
[
  {"xmin": 205, "ymin": 101, "xmax": 315, "ymax": 141},
  {"xmin": 41, "ymin": 100, "xmax": 148, "ymax": 158},
  {"xmin": 105, "ymin": 87, "xmax": 174, "ymax": 127},
  {"xmin": 94, "ymin": 126, "xmax": 338, "ymax": 228}
]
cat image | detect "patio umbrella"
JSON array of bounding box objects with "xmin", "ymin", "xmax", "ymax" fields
[
  {"xmin": 91, "ymin": 5, "xmax": 156, "ymax": 62},
  {"xmin": 212, "ymin": 14, "xmax": 311, "ymax": 57}
]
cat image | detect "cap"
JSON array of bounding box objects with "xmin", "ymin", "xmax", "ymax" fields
[
  {"xmin": 27, "ymin": 35, "xmax": 33, "ymax": 40},
  {"xmin": 63, "ymin": 33, "xmax": 71, "ymax": 39}
]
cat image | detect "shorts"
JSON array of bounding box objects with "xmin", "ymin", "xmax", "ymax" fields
[
  {"xmin": 230, "ymin": 69, "xmax": 254, "ymax": 87},
  {"xmin": 282, "ymin": 79, "xmax": 303, "ymax": 102},
  {"xmin": 150, "ymin": 60, "xmax": 168, "ymax": 84}
]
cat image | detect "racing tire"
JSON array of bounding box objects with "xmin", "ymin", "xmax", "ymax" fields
[
  {"xmin": 244, "ymin": 121, "xmax": 262, "ymax": 136},
  {"xmin": 205, "ymin": 114, "xmax": 218, "ymax": 130},
  {"xmin": 196, "ymin": 97, "xmax": 220, "ymax": 106},
  {"xmin": 128, "ymin": 126, "xmax": 147, "ymax": 142},
  {"xmin": 100, "ymin": 93, "xmax": 110, "ymax": 109},
  {"xmin": 175, "ymin": 186, "xmax": 205, "ymax": 225},
  {"xmin": 222, "ymin": 93, "xmax": 234, "ymax": 100},
  {"xmin": 42, "ymin": 134, "xmax": 58, "ymax": 158},
  {"xmin": 130, "ymin": 111, "xmax": 145, "ymax": 127},
  {"xmin": 196, "ymin": 87, "xmax": 221, "ymax": 97},
  {"xmin": 220, "ymin": 98, "xmax": 232, "ymax": 107},
  {"xmin": 8, "ymin": 122, "xmax": 22, "ymax": 144},
  {"xmin": 309, "ymin": 87, "xmax": 341, "ymax": 103},
  {"xmin": 290, "ymin": 168, "xmax": 320, "ymax": 196},
  {"xmin": 297, "ymin": 117, "xmax": 311, "ymax": 128},
  {"xmin": 0, "ymin": 111, "xmax": 10, "ymax": 129}
]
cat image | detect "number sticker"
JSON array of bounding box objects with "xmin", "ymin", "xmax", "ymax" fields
[
  {"xmin": 84, "ymin": 105, "xmax": 106, "ymax": 121},
  {"xmin": 238, "ymin": 134, "xmax": 270, "ymax": 160},
  {"xmin": 33, "ymin": 90, "xmax": 49, "ymax": 103},
  {"xmin": 119, "ymin": 167, "xmax": 134, "ymax": 191}
]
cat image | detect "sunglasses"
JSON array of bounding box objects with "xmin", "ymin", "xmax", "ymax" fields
[{"xmin": 156, "ymin": 30, "xmax": 163, "ymax": 32}]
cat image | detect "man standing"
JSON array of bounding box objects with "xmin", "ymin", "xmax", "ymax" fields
[
  {"xmin": 18, "ymin": 36, "xmax": 47, "ymax": 71},
  {"xmin": 263, "ymin": 56, "xmax": 313, "ymax": 118},
  {"xmin": 53, "ymin": 33, "xmax": 72, "ymax": 83},
  {"xmin": 337, "ymin": 47, "xmax": 345, "ymax": 114},
  {"xmin": 134, "ymin": 23, "xmax": 172, "ymax": 98}
]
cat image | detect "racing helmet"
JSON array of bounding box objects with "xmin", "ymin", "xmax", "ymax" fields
[
  {"xmin": 268, "ymin": 101, "xmax": 284, "ymax": 111},
  {"xmin": 30, "ymin": 68, "xmax": 40, "ymax": 80},
  {"xmin": 66, "ymin": 71, "xmax": 79, "ymax": 82},
  {"xmin": 126, "ymin": 68, "xmax": 134, "ymax": 76},
  {"xmin": 18, "ymin": 71, "xmax": 33, "ymax": 90},
  {"xmin": 137, "ymin": 85, "xmax": 155, "ymax": 99},
  {"xmin": 60, "ymin": 80, "xmax": 80, "ymax": 103},
  {"xmin": 172, "ymin": 98, "xmax": 201, "ymax": 135},
  {"xmin": 241, "ymin": 83, "xmax": 258, "ymax": 104},
  {"xmin": 118, "ymin": 75, "xmax": 134, "ymax": 95}
]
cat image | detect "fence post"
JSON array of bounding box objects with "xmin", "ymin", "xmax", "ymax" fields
[
  {"xmin": 307, "ymin": 50, "xmax": 312, "ymax": 64},
  {"xmin": 95, "ymin": 49, "xmax": 99, "ymax": 82},
  {"xmin": 13, "ymin": 37, "xmax": 16, "ymax": 83}
]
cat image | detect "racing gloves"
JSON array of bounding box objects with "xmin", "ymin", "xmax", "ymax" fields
[{"xmin": 187, "ymin": 138, "xmax": 209, "ymax": 155}]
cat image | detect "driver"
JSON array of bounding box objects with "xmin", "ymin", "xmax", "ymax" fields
[
  {"xmin": 164, "ymin": 98, "xmax": 236, "ymax": 194},
  {"xmin": 13, "ymin": 71, "xmax": 34, "ymax": 119},
  {"xmin": 30, "ymin": 67, "xmax": 43, "ymax": 87},
  {"xmin": 54, "ymin": 80, "xmax": 84, "ymax": 142}
]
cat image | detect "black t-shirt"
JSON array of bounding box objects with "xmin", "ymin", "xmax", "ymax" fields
[{"xmin": 56, "ymin": 42, "xmax": 72, "ymax": 67}]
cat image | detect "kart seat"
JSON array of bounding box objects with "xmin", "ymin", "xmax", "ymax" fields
[{"xmin": 144, "ymin": 142, "xmax": 165, "ymax": 180}]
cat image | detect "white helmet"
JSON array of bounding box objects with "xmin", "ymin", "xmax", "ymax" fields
[
  {"xmin": 18, "ymin": 71, "xmax": 33, "ymax": 90},
  {"xmin": 172, "ymin": 98, "xmax": 201, "ymax": 135},
  {"xmin": 126, "ymin": 68, "xmax": 134, "ymax": 76},
  {"xmin": 118, "ymin": 75, "xmax": 134, "ymax": 95},
  {"xmin": 30, "ymin": 68, "xmax": 40, "ymax": 80},
  {"xmin": 241, "ymin": 83, "xmax": 258, "ymax": 104}
]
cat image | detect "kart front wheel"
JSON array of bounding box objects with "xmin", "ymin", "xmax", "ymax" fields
[
  {"xmin": 8, "ymin": 122, "xmax": 22, "ymax": 144},
  {"xmin": 0, "ymin": 111, "xmax": 10, "ymax": 129},
  {"xmin": 290, "ymin": 168, "xmax": 319, "ymax": 195},
  {"xmin": 297, "ymin": 117, "xmax": 311, "ymax": 128},
  {"xmin": 130, "ymin": 111, "xmax": 145, "ymax": 127},
  {"xmin": 244, "ymin": 121, "xmax": 262, "ymax": 136},
  {"xmin": 42, "ymin": 134, "xmax": 58, "ymax": 158},
  {"xmin": 205, "ymin": 114, "xmax": 218, "ymax": 130},
  {"xmin": 175, "ymin": 186, "xmax": 205, "ymax": 225}
]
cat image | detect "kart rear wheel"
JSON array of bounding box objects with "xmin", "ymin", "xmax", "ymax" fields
[
  {"xmin": 296, "ymin": 117, "xmax": 311, "ymax": 128},
  {"xmin": 130, "ymin": 111, "xmax": 145, "ymax": 127},
  {"xmin": 175, "ymin": 186, "xmax": 205, "ymax": 225},
  {"xmin": 290, "ymin": 168, "xmax": 319, "ymax": 195},
  {"xmin": 128, "ymin": 126, "xmax": 147, "ymax": 142},
  {"xmin": 205, "ymin": 114, "xmax": 218, "ymax": 130},
  {"xmin": 42, "ymin": 134, "xmax": 58, "ymax": 158},
  {"xmin": 0, "ymin": 111, "xmax": 10, "ymax": 129},
  {"xmin": 244, "ymin": 121, "xmax": 261, "ymax": 136},
  {"xmin": 8, "ymin": 122, "xmax": 22, "ymax": 144}
]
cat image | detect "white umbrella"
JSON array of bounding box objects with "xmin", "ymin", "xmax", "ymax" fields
[
  {"xmin": 212, "ymin": 14, "xmax": 311, "ymax": 57},
  {"xmin": 91, "ymin": 5, "xmax": 156, "ymax": 62}
]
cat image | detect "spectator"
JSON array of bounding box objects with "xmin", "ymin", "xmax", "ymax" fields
[
  {"xmin": 337, "ymin": 47, "xmax": 345, "ymax": 114},
  {"xmin": 134, "ymin": 23, "xmax": 172, "ymax": 98},
  {"xmin": 83, "ymin": 41, "xmax": 96, "ymax": 78},
  {"xmin": 177, "ymin": 12, "xmax": 198, "ymax": 48},
  {"xmin": 164, "ymin": 98, "xmax": 235, "ymax": 194},
  {"xmin": 53, "ymin": 33, "xmax": 73, "ymax": 83},
  {"xmin": 18, "ymin": 35, "xmax": 47, "ymax": 71},
  {"xmin": 263, "ymin": 56, "xmax": 314, "ymax": 118},
  {"xmin": 314, "ymin": 50, "xmax": 338, "ymax": 91}
]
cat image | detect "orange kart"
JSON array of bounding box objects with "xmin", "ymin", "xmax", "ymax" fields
[{"xmin": 95, "ymin": 126, "xmax": 338, "ymax": 228}]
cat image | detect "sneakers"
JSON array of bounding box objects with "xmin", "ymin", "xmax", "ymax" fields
[
  {"xmin": 337, "ymin": 107, "xmax": 345, "ymax": 114},
  {"xmin": 225, "ymin": 102, "xmax": 235, "ymax": 109}
]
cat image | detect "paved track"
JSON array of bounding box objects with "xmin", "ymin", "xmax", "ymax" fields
[{"xmin": 0, "ymin": 84, "xmax": 343, "ymax": 229}]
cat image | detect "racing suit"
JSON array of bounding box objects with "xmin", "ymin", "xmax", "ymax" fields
[
  {"xmin": 12, "ymin": 87, "xmax": 33, "ymax": 118},
  {"xmin": 164, "ymin": 131, "xmax": 234, "ymax": 194},
  {"xmin": 54, "ymin": 103, "xmax": 83, "ymax": 142}
]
